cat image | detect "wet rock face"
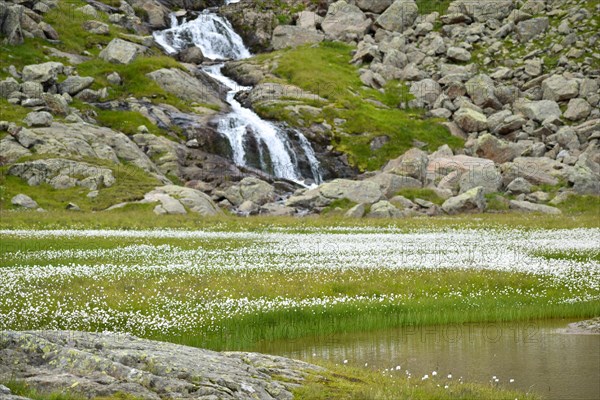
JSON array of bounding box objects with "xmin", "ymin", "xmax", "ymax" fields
[{"xmin": 0, "ymin": 331, "xmax": 324, "ymax": 400}]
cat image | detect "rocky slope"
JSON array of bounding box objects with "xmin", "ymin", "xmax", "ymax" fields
[
  {"xmin": 0, "ymin": 0, "xmax": 598, "ymax": 218},
  {"xmin": 0, "ymin": 330, "xmax": 323, "ymax": 399}
]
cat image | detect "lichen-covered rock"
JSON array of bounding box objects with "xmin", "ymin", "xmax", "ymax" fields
[
  {"xmin": 8, "ymin": 158, "xmax": 115, "ymax": 190},
  {"xmin": 376, "ymin": 0, "xmax": 418, "ymax": 33},
  {"xmin": 516, "ymin": 17, "xmax": 549, "ymax": 42},
  {"xmin": 22, "ymin": 62, "xmax": 64, "ymax": 83},
  {"xmin": 271, "ymin": 25, "xmax": 324, "ymax": 50},
  {"xmin": 509, "ymin": 200, "xmax": 562, "ymax": 214},
  {"xmin": 322, "ymin": 1, "xmax": 371, "ymax": 42},
  {"xmin": 11, "ymin": 193, "xmax": 38, "ymax": 209},
  {"xmin": 146, "ymin": 68, "xmax": 225, "ymax": 108},
  {"xmin": 57, "ymin": 76, "xmax": 94, "ymax": 95},
  {"xmin": 454, "ymin": 107, "xmax": 488, "ymax": 132},
  {"xmin": 0, "ymin": 331, "xmax": 323, "ymax": 400},
  {"xmin": 441, "ymin": 186, "xmax": 487, "ymax": 214},
  {"xmin": 541, "ymin": 75, "xmax": 579, "ymax": 102},
  {"xmin": 383, "ymin": 148, "xmax": 428, "ymax": 181},
  {"xmin": 23, "ymin": 111, "xmax": 53, "ymax": 127},
  {"xmin": 148, "ymin": 185, "xmax": 222, "ymax": 216},
  {"xmin": 514, "ymin": 99, "xmax": 561, "ymax": 122},
  {"xmin": 99, "ymin": 38, "xmax": 147, "ymax": 64},
  {"xmin": 366, "ymin": 200, "xmax": 403, "ymax": 218},
  {"xmin": 447, "ymin": 0, "xmax": 514, "ymax": 22},
  {"xmin": 224, "ymin": 177, "xmax": 276, "ymax": 206}
]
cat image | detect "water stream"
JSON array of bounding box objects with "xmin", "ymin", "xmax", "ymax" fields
[
  {"xmin": 154, "ymin": 11, "xmax": 322, "ymax": 184},
  {"xmin": 254, "ymin": 320, "xmax": 600, "ymax": 400}
]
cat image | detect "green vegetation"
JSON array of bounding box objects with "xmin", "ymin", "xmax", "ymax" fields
[
  {"xmin": 294, "ymin": 363, "xmax": 539, "ymax": 400},
  {"xmin": 1, "ymin": 202, "xmax": 599, "ymax": 231},
  {"xmin": 76, "ymin": 55, "xmax": 193, "ymax": 112},
  {"xmin": 0, "ymin": 98, "xmax": 31, "ymax": 123},
  {"xmin": 415, "ymin": 0, "xmax": 453, "ymax": 15},
  {"xmin": 322, "ymin": 198, "xmax": 358, "ymax": 214},
  {"xmin": 250, "ymin": 42, "xmax": 463, "ymax": 171},
  {"xmin": 396, "ymin": 188, "xmax": 445, "ymax": 205}
]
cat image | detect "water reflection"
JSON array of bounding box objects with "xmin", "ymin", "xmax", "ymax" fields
[{"xmin": 255, "ymin": 320, "xmax": 600, "ymax": 400}]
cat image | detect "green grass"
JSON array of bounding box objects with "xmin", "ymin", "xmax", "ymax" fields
[
  {"xmin": 294, "ymin": 362, "xmax": 539, "ymax": 400},
  {"xmin": 93, "ymin": 108, "xmax": 171, "ymax": 138},
  {"xmin": 0, "ymin": 98, "xmax": 31, "ymax": 123},
  {"xmin": 42, "ymin": 0, "xmax": 122, "ymax": 56},
  {"xmin": 75, "ymin": 56, "xmax": 194, "ymax": 112},
  {"xmin": 0, "ymin": 158, "xmax": 162, "ymax": 212},
  {"xmin": 322, "ymin": 198, "xmax": 357, "ymax": 214},
  {"xmin": 415, "ymin": 0, "xmax": 453, "ymax": 15},
  {"xmin": 396, "ymin": 188, "xmax": 445, "ymax": 205},
  {"xmin": 249, "ymin": 42, "xmax": 463, "ymax": 171}
]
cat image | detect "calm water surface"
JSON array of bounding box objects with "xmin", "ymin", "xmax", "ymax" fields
[{"xmin": 255, "ymin": 320, "xmax": 600, "ymax": 400}]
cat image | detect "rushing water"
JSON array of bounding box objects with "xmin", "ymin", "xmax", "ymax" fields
[
  {"xmin": 255, "ymin": 320, "xmax": 600, "ymax": 400},
  {"xmin": 153, "ymin": 12, "xmax": 322, "ymax": 184}
]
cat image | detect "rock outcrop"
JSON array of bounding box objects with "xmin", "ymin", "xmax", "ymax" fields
[{"xmin": 0, "ymin": 331, "xmax": 323, "ymax": 400}]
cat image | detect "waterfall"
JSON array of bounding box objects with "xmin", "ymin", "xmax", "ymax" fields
[{"xmin": 154, "ymin": 12, "xmax": 322, "ymax": 185}]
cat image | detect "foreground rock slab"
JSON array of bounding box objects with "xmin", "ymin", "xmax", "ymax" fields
[{"xmin": 0, "ymin": 331, "xmax": 324, "ymax": 400}]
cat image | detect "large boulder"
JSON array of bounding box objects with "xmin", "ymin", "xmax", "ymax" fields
[
  {"xmin": 271, "ymin": 25, "xmax": 324, "ymax": 50},
  {"xmin": 514, "ymin": 99, "xmax": 561, "ymax": 122},
  {"xmin": 453, "ymin": 107, "xmax": 488, "ymax": 132},
  {"xmin": 459, "ymin": 165, "xmax": 502, "ymax": 195},
  {"xmin": 0, "ymin": 2, "xmax": 24, "ymax": 45},
  {"xmin": 564, "ymin": 99, "xmax": 592, "ymax": 121},
  {"xmin": 474, "ymin": 134, "xmax": 527, "ymax": 164},
  {"xmin": 23, "ymin": 111, "xmax": 53, "ymax": 127},
  {"xmin": 224, "ymin": 177, "xmax": 276, "ymax": 206},
  {"xmin": 147, "ymin": 185, "xmax": 221, "ymax": 216},
  {"xmin": 516, "ymin": 17, "xmax": 549, "ymax": 42},
  {"xmin": 383, "ymin": 148, "xmax": 428, "ymax": 181},
  {"xmin": 319, "ymin": 179, "xmax": 384, "ymax": 204},
  {"xmin": 99, "ymin": 38, "xmax": 147, "ymax": 64},
  {"xmin": 22, "ymin": 62, "xmax": 64, "ymax": 83},
  {"xmin": 177, "ymin": 46, "xmax": 205, "ymax": 64},
  {"xmin": 11, "ymin": 194, "xmax": 38, "ymax": 209},
  {"xmin": 441, "ymin": 186, "xmax": 487, "ymax": 214},
  {"xmin": 487, "ymin": 110, "xmax": 525, "ymax": 135},
  {"xmin": 366, "ymin": 200, "xmax": 403, "ymax": 218},
  {"xmin": 509, "ymin": 200, "xmax": 562, "ymax": 215},
  {"xmin": 41, "ymin": 93, "xmax": 70, "ymax": 116},
  {"xmin": 57, "ymin": 76, "xmax": 94, "ymax": 95},
  {"xmin": 146, "ymin": 68, "xmax": 225, "ymax": 108},
  {"xmin": 410, "ymin": 79, "xmax": 441, "ymax": 106},
  {"xmin": 466, "ymin": 74, "xmax": 499, "ymax": 108},
  {"xmin": 541, "ymin": 75, "xmax": 579, "ymax": 102},
  {"xmin": 447, "ymin": 0, "xmax": 514, "ymax": 22},
  {"xmin": 0, "ymin": 77, "xmax": 20, "ymax": 98},
  {"xmin": 127, "ymin": 0, "xmax": 170, "ymax": 29},
  {"xmin": 366, "ymin": 172, "xmax": 421, "ymax": 198},
  {"xmin": 376, "ymin": 0, "xmax": 419, "ymax": 32},
  {"xmin": 322, "ymin": 1, "xmax": 371, "ymax": 42},
  {"xmin": 506, "ymin": 177, "xmax": 532, "ymax": 195},
  {"xmin": 0, "ymin": 331, "xmax": 321, "ymax": 400},
  {"xmin": 356, "ymin": 0, "xmax": 394, "ymax": 13}
]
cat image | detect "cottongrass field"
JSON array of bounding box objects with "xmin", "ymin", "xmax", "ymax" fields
[{"xmin": 1, "ymin": 226, "xmax": 599, "ymax": 352}]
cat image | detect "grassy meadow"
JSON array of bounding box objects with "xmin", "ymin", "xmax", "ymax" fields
[{"xmin": 3, "ymin": 216, "xmax": 598, "ymax": 399}]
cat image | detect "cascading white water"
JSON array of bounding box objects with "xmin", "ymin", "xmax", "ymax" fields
[{"xmin": 154, "ymin": 11, "xmax": 322, "ymax": 184}]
